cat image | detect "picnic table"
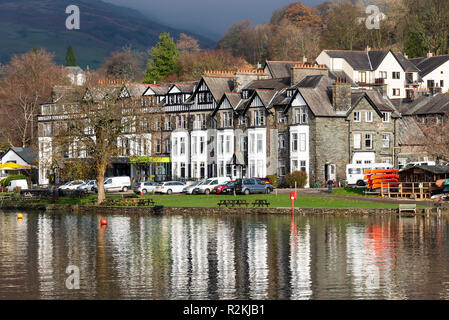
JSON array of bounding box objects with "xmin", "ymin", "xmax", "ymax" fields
[
  {"xmin": 217, "ymin": 199, "xmax": 249, "ymax": 208},
  {"xmin": 251, "ymin": 199, "xmax": 270, "ymax": 207}
]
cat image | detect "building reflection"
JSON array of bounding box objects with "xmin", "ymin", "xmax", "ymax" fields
[
  {"xmin": 216, "ymin": 218, "xmax": 236, "ymax": 299},
  {"xmin": 247, "ymin": 221, "xmax": 268, "ymax": 299}
]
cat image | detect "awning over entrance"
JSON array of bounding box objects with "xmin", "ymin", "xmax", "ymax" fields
[
  {"xmin": 0, "ymin": 162, "xmax": 30, "ymax": 170},
  {"xmin": 130, "ymin": 156, "xmax": 171, "ymax": 164}
]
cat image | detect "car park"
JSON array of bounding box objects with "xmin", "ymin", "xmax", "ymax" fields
[
  {"xmin": 155, "ymin": 181, "xmax": 186, "ymax": 194},
  {"xmin": 193, "ymin": 177, "xmax": 231, "ymax": 195},
  {"xmin": 234, "ymin": 178, "xmax": 274, "ymax": 195},
  {"xmin": 77, "ymin": 180, "xmax": 97, "ymax": 192},
  {"xmin": 182, "ymin": 180, "xmax": 205, "ymax": 194},
  {"xmin": 133, "ymin": 181, "xmax": 160, "ymax": 194}
]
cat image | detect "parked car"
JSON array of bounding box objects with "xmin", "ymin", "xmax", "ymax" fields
[
  {"xmin": 94, "ymin": 176, "xmax": 131, "ymax": 193},
  {"xmin": 213, "ymin": 180, "xmax": 235, "ymax": 194},
  {"xmin": 155, "ymin": 181, "xmax": 186, "ymax": 194},
  {"xmin": 220, "ymin": 181, "xmax": 238, "ymax": 194},
  {"xmin": 193, "ymin": 177, "xmax": 231, "ymax": 195},
  {"xmin": 6, "ymin": 179, "xmax": 28, "ymax": 192},
  {"xmin": 183, "ymin": 180, "xmax": 205, "ymax": 194},
  {"xmin": 77, "ymin": 180, "xmax": 97, "ymax": 192},
  {"xmin": 177, "ymin": 178, "xmax": 195, "ymax": 185},
  {"xmin": 59, "ymin": 180, "xmax": 85, "ymax": 190},
  {"xmin": 234, "ymin": 178, "xmax": 274, "ymax": 195},
  {"xmin": 256, "ymin": 178, "xmax": 273, "ymax": 185},
  {"xmin": 133, "ymin": 181, "xmax": 160, "ymax": 194}
]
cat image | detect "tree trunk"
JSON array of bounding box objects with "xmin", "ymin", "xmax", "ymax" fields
[{"xmin": 96, "ymin": 164, "xmax": 106, "ymax": 205}]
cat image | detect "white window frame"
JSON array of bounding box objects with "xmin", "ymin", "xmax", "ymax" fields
[
  {"xmin": 365, "ymin": 111, "xmax": 373, "ymax": 122},
  {"xmin": 354, "ymin": 111, "xmax": 361, "ymax": 122},
  {"xmin": 382, "ymin": 112, "xmax": 390, "ymax": 123},
  {"xmin": 354, "ymin": 133, "xmax": 361, "ymax": 149}
]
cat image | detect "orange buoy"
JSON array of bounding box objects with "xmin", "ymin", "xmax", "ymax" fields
[{"xmin": 100, "ymin": 218, "xmax": 108, "ymax": 226}]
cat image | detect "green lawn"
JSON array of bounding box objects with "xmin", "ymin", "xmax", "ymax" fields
[
  {"xmin": 41, "ymin": 192, "xmax": 410, "ymax": 209},
  {"xmin": 331, "ymin": 187, "xmax": 370, "ymax": 197}
]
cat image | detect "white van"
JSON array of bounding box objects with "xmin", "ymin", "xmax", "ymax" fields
[
  {"xmin": 193, "ymin": 177, "xmax": 231, "ymax": 194},
  {"xmin": 103, "ymin": 176, "xmax": 131, "ymax": 193},
  {"xmin": 7, "ymin": 179, "xmax": 29, "ymax": 192},
  {"xmin": 346, "ymin": 163, "xmax": 394, "ymax": 186}
]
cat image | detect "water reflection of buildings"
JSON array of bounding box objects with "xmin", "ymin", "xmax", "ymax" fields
[
  {"xmin": 247, "ymin": 222, "xmax": 268, "ymax": 299},
  {"xmin": 37, "ymin": 214, "xmax": 55, "ymax": 297},
  {"xmin": 216, "ymin": 219, "xmax": 236, "ymax": 299},
  {"xmin": 289, "ymin": 218, "xmax": 312, "ymax": 299}
]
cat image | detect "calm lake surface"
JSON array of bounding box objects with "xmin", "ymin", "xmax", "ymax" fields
[{"xmin": 1, "ymin": 210, "xmax": 449, "ymax": 300}]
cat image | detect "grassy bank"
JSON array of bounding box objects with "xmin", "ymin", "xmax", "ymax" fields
[{"xmin": 26, "ymin": 192, "xmax": 414, "ymax": 209}]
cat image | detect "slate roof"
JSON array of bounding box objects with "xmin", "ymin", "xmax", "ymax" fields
[
  {"xmin": 324, "ymin": 50, "xmax": 419, "ymax": 72},
  {"xmin": 396, "ymin": 117, "xmax": 425, "ymax": 146},
  {"xmin": 202, "ymin": 76, "xmax": 234, "ymax": 102},
  {"xmin": 145, "ymin": 84, "xmax": 170, "ymax": 95},
  {"xmin": 243, "ymin": 77, "xmax": 291, "ymax": 91},
  {"xmin": 219, "ymin": 92, "xmax": 242, "ymax": 110},
  {"xmin": 410, "ymin": 55, "xmax": 449, "ymax": 77},
  {"xmin": 51, "ymin": 86, "xmax": 83, "ymax": 103},
  {"xmin": 404, "ymin": 93, "xmax": 449, "ymax": 115},
  {"xmin": 126, "ymin": 84, "xmax": 149, "ymax": 97},
  {"xmin": 264, "ymin": 61, "xmax": 303, "ymax": 78},
  {"xmin": 0, "ymin": 147, "xmax": 38, "ymax": 165},
  {"xmin": 400, "ymin": 165, "xmax": 449, "ymax": 175},
  {"xmin": 170, "ymin": 81, "xmax": 197, "ymax": 93}
]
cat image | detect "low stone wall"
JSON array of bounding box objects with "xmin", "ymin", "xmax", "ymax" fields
[{"xmin": 0, "ymin": 202, "xmax": 439, "ymax": 216}]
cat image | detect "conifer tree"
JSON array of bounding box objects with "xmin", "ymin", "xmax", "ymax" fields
[
  {"xmin": 65, "ymin": 45, "xmax": 77, "ymax": 67},
  {"xmin": 144, "ymin": 33, "xmax": 179, "ymax": 83}
]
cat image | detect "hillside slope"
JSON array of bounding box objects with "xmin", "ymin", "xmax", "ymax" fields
[{"xmin": 0, "ymin": 0, "xmax": 215, "ymax": 68}]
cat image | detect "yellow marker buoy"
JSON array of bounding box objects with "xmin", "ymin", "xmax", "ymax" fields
[{"xmin": 17, "ymin": 213, "xmax": 23, "ymax": 220}]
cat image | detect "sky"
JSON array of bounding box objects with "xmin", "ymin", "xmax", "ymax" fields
[{"xmin": 103, "ymin": 0, "xmax": 327, "ymax": 40}]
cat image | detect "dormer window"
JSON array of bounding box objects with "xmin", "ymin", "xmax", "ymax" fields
[
  {"xmin": 242, "ymin": 90, "xmax": 249, "ymax": 99},
  {"xmin": 287, "ymin": 89, "xmax": 294, "ymax": 97}
]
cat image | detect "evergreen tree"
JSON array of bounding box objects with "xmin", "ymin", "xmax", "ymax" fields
[
  {"xmin": 144, "ymin": 33, "xmax": 179, "ymax": 83},
  {"xmin": 65, "ymin": 45, "xmax": 77, "ymax": 66},
  {"xmin": 405, "ymin": 21, "xmax": 429, "ymax": 58}
]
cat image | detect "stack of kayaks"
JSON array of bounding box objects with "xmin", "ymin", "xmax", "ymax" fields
[{"xmin": 364, "ymin": 169, "xmax": 399, "ymax": 190}]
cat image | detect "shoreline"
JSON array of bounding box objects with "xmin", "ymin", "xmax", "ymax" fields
[{"xmin": 0, "ymin": 202, "xmax": 443, "ymax": 217}]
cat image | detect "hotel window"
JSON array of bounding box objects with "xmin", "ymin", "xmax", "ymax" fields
[
  {"xmin": 254, "ymin": 110, "xmax": 264, "ymax": 126},
  {"xmin": 257, "ymin": 160, "xmax": 263, "ymax": 177},
  {"xmin": 173, "ymin": 138, "xmax": 177, "ymax": 156},
  {"xmin": 365, "ymin": 134, "xmax": 373, "ymax": 149},
  {"xmin": 240, "ymin": 136, "xmax": 247, "ymax": 152},
  {"xmin": 177, "ymin": 116, "xmax": 182, "ymax": 128},
  {"xmin": 156, "ymin": 139, "xmax": 161, "ymax": 154},
  {"xmin": 249, "ymin": 134, "xmax": 255, "ymax": 153},
  {"xmin": 295, "ymin": 108, "xmax": 301, "ymax": 124},
  {"xmin": 225, "ymin": 135, "xmax": 231, "ymax": 153},
  {"xmin": 165, "ymin": 117, "xmax": 171, "ymax": 130},
  {"xmin": 354, "ymin": 111, "xmax": 361, "ymax": 122},
  {"xmin": 365, "ymin": 111, "xmax": 373, "ymax": 122},
  {"xmin": 219, "ymin": 161, "xmax": 224, "ymax": 177},
  {"xmin": 292, "ymin": 160, "xmax": 298, "ymax": 172},
  {"xmin": 382, "ymin": 112, "xmax": 390, "ymax": 122},
  {"xmin": 359, "ymin": 72, "xmax": 367, "ymax": 83},
  {"xmin": 192, "ymin": 136, "xmax": 197, "ymax": 155},
  {"xmin": 199, "ymin": 136, "xmax": 205, "ymax": 154},
  {"xmin": 392, "ymin": 72, "xmax": 400, "ymax": 79},
  {"xmin": 257, "ymin": 134, "xmax": 263, "ymax": 153},
  {"xmin": 249, "ymin": 160, "xmax": 256, "ymax": 177},
  {"xmin": 239, "ymin": 115, "xmax": 246, "ymax": 125},
  {"xmin": 165, "ymin": 139, "xmax": 171, "ymax": 153},
  {"xmin": 182, "ymin": 115, "xmax": 187, "ymax": 129},
  {"xmin": 300, "ymin": 160, "xmax": 307, "ymax": 172},
  {"xmin": 299, "ymin": 133, "xmax": 306, "ymax": 152},
  {"xmin": 180, "ymin": 137, "xmax": 185, "ymax": 155},
  {"xmin": 379, "ymin": 71, "xmax": 387, "ymax": 79},
  {"xmin": 195, "ymin": 114, "xmax": 201, "ymax": 129},
  {"xmin": 382, "ymin": 134, "xmax": 390, "ymax": 148},
  {"xmin": 279, "ymin": 134, "xmax": 286, "ymax": 149},
  {"xmin": 218, "ymin": 135, "xmax": 224, "ymax": 155},
  {"xmin": 292, "ymin": 133, "xmax": 298, "ymax": 152},
  {"xmin": 301, "ymin": 107, "xmax": 307, "ymax": 124},
  {"xmin": 393, "ymin": 89, "xmax": 400, "ymax": 96},
  {"xmin": 278, "ymin": 160, "xmax": 286, "ymax": 176},
  {"xmin": 201, "ymin": 114, "xmax": 207, "ymax": 129},
  {"xmin": 354, "ymin": 133, "xmax": 361, "ymax": 149},
  {"xmin": 278, "ymin": 111, "xmax": 286, "ymax": 123}
]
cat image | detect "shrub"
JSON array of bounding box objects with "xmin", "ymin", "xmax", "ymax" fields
[
  {"xmin": 0, "ymin": 174, "xmax": 29, "ymax": 187},
  {"xmin": 266, "ymin": 174, "xmax": 277, "ymax": 187},
  {"xmin": 285, "ymin": 171, "xmax": 308, "ymax": 188}
]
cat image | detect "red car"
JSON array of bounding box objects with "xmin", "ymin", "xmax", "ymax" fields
[{"xmin": 213, "ymin": 180, "xmax": 235, "ymax": 194}]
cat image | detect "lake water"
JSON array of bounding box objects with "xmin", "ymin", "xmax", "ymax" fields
[{"xmin": 1, "ymin": 210, "xmax": 449, "ymax": 300}]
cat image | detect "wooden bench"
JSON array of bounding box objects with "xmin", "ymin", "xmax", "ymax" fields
[
  {"xmin": 252, "ymin": 199, "xmax": 270, "ymax": 207},
  {"xmin": 399, "ymin": 204, "xmax": 417, "ymax": 213},
  {"xmin": 217, "ymin": 200, "xmax": 249, "ymax": 208}
]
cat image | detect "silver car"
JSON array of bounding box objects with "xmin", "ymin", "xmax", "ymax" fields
[
  {"xmin": 133, "ymin": 181, "xmax": 160, "ymax": 194},
  {"xmin": 182, "ymin": 180, "xmax": 205, "ymax": 194},
  {"xmin": 77, "ymin": 180, "xmax": 97, "ymax": 192}
]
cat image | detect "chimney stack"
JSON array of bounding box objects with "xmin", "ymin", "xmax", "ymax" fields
[
  {"xmin": 333, "ymin": 77, "xmax": 352, "ymax": 113},
  {"xmin": 302, "ymin": 56, "xmax": 308, "ymax": 63},
  {"xmin": 290, "ymin": 63, "xmax": 328, "ymax": 86}
]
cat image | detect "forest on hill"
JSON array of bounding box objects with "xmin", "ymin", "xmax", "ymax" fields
[{"xmin": 216, "ymin": 0, "xmax": 449, "ymax": 64}]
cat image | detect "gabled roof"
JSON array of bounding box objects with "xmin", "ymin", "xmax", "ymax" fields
[
  {"xmin": 143, "ymin": 84, "xmax": 170, "ymax": 96},
  {"xmin": 241, "ymin": 89, "xmax": 276, "ymax": 114},
  {"xmin": 0, "ymin": 147, "xmax": 38, "ymax": 165},
  {"xmin": 213, "ymin": 92, "xmax": 242, "ymax": 116},
  {"xmin": 201, "ymin": 76, "xmax": 235, "ymax": 102},
  {"xmin": 264, "ymin": 61, "xmax": 302, "ymax": 78},
  {"xmin": 123, "ymin": 84, "xmax": 148, "ymax": 97},
  {"xmin": 324, "ymin": 49, "xmax": 419, "ymax": 72},
  {"xmin": 410, "ymin": 55, "xmax": 449, "ymax": 77},
  {"xmin": 168, "ymin": 81, "xmax": 197, "ymax": 94}
]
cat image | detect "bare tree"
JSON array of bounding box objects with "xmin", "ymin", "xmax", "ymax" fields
[
  {"xmin": 414, "ymin": 115, "xmax": 449, "ymax": 162},
  {"xmin": 51, "ymin": 84, "xmax": 163, "ymax": 204},
  {"xmin": 176, "ymin": 33, "xmax": 201, "ymax": 56},
  {"xmin": 0, "ymin": 49, "xmax": 69, "ymax": 147}
]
